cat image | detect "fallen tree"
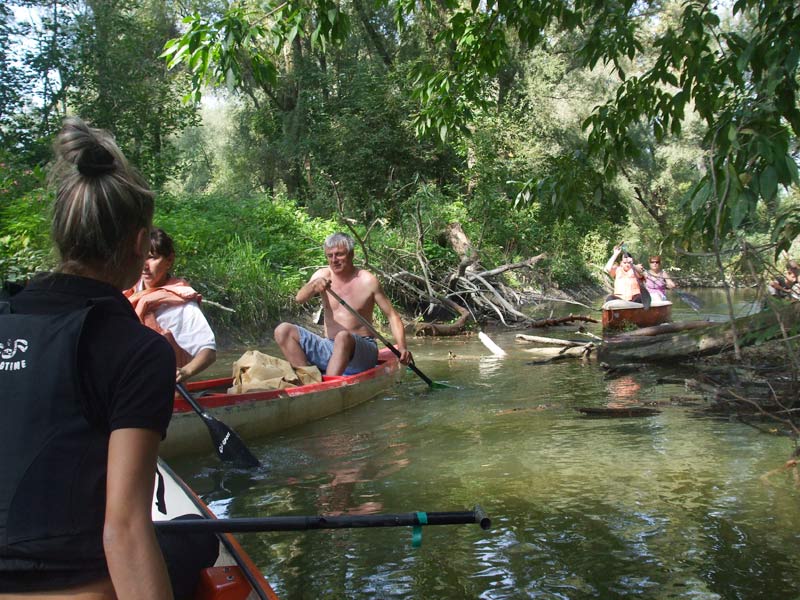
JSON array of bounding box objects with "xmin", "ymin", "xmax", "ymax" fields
[{"xmin": 599, "ymin": 302, "xmax": 800, "ymax": 364}]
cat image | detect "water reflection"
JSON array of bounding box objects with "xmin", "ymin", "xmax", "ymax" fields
[
  {"xmin": 605, "ymin": 375, "xmax": 642, "ymax": 406},
  {"xmin": 172, "ymin": 289, "xmax": 799, "ymax": 599}
]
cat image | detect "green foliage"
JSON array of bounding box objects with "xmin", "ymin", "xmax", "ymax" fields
[
  {"xmin": 162, "ymin": 0, "xmax": 349, "ymax": 103},
  {"xmin": 150, "ymin": 193, "xmax": 338, "ymax": 331},
  {"xmin": 0, "ymin": 161, "xmax": 54, "ymax": 282},
  {"xmin": 772, "ymin": 204, "xmax": 800, "ymax": 261}
]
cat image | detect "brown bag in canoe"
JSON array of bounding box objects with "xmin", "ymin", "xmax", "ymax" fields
[{"xmin": 228, "ymin": 350, "xmax": 322, "ymax": 394}]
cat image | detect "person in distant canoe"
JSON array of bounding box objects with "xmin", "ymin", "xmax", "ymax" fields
[
  {"xmin": 644, "ymin": 255, "xmax": 677, "ymax": 301},
  {"xmin": 274, "ymin": 232, "xmax": 412, "ymax": 376},
  {"xmin": 767, "ymin": 259, "xmax": 799, "ymax": 300},
  {"xmin": 604, "ymin": 244, "xmax": 646, "ymax": 302},
  {"xmin": 125, "ymin": 228, "xmax": 216, "ymax": 382},
  {"xmin": 0, "ymin": 117, "xmax": 177, "ymax": 598}
]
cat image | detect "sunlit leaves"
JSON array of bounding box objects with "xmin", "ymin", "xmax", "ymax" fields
[{"xmin": 161, "ymin": 1, "xmax": 350, "ymax": 102}]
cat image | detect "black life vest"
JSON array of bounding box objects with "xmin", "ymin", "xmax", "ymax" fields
[{"xmin": 0, "ymin": 298, "xmax": 109, "ymax": 577}]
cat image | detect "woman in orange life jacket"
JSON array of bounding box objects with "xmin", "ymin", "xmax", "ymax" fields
[
  {"xmin": 125, "ymin": 228, "xmax": 216, "ymax": 382},
  {"xmin": 604, "ymin": 243, "xmax": 646, "ymax": 302},
  {"xmin": 0, "ymin": 117, "xmax": 176, "ymax": 598}
]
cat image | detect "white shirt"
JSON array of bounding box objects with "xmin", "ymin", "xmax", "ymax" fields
[{"xmin": 154, "ymin": 302, "xmax": 216, "ymax": 357}]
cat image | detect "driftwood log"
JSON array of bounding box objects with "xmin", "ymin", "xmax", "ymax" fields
[
  {"xmin": 524, "ymin": 343, "xmax": 596, "ymax": 364},
  {"xmin": 515, "ymin": 334, "xmax": 582, "ymax": 347},
  {"xmin": 577, "ymin": 406, "xmax": 661, "ymax": 418},
  {"xmin": 599, "ymin": 302, "xmax": 800, "ymax": 364},
  {"xmin": 612, "ymin": 321, "xmax": 711, "ymax": 337},
  {"xmin": 528, "ymin": 315, "xmax": 598, "ymax": 328}
]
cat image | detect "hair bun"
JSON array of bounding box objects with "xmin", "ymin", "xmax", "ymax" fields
[{"xmin": 77, "ymin": 143, "xmax": 116, "ymax": 176}]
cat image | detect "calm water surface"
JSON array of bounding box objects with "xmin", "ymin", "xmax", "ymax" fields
[{"xmin": 171, "ymin": 289, "xmax": 800, "ymax": 599}]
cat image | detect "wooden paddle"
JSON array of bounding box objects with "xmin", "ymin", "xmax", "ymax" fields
[
  {"xmin": 154, "ymin": 506, "xmax": 491, "ymax": 532},
  {"xmin": 175, "ymin": 383, "xmax": 261, "ymax": 468},
  {"xmin": 324, "ymin": 287, "xmax": 449, "ymax": 389}
]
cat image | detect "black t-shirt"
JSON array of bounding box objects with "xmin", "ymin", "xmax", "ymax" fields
[{"xmin": 9, "ymin": 273, "xmax": 175, "ymax": 436}]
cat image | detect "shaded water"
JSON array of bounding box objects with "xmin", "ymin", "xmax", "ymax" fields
[{"xmin": 171, "ymin": 289, "xmax": 800, "ymax": 599}]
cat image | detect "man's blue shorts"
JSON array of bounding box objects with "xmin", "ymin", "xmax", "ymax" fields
[{"xmin": 295, "ymin": 325, "xmax": 379, "ymax": 375}]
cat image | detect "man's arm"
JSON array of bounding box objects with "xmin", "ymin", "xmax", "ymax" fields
[
  {"xmin": 296, "ymin": 269, "xmax": 330, "ymax": 304},
  {"xmin": 605, "ymin": 245, "xmax": 622, "ymax": 275},
  {"xmin": 104, "ymin": 428, "xmax": 172, "ymax": 600},
  {"xmin": 769, "ymin": 276, "xmax": 787, "ymax": 292},
  {"xmin": 373, "ymin": 284, "xmax": 412, "ymax": 364}
]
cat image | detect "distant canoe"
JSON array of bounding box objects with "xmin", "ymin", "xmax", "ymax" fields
[
  {"xmin": 602, "ymin": 299, "xmax": 672, "ymax": 331},
  {"xmin": 577, "ymin": 406, "xmax": 661, "ymax": 418}
]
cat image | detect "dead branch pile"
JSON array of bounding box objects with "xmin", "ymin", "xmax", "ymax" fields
[{"xmin": 350, "ymin": 220, "xmax": 567, "ymax": 336}]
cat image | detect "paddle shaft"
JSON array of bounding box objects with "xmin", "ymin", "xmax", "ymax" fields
[
  {"xmin": 324, "ymin": 287, "xmax": 436, "ymax": 388},
  {"xmin": 676, "ymin": 290, "xmax": 703, "ymax": 311},
  {"xmin": 155, "ymin": 507, "xmax": 491, "ymax": 533},
  {"xmin": 176, "ymin": 382, "xmax": 210, "ymax": 416},
  {"xmin": 621, "ymin": 247, "xmax": 650, "ymax": 309},
  {"xmin": 175, "ymin": 383, "xmax": 261, "ymax": 468}
]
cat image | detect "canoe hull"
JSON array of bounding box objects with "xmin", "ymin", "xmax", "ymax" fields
[
  {"xmin": 161, "ymin": 349, "xmax": 402, "ymax": 458},
  {"xmin": 154, "ymin": 460, "xmax": 279, "ymax": 600},
  {"xmin": 602, "ymin": 300, "xmax": 672, "ymax": 332}
]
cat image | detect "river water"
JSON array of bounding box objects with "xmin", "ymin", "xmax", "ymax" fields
[{"xmin": 170, "ymin": 289, "xmax": 800, "ymax": 599}]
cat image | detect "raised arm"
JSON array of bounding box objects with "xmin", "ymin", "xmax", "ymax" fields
[
  {"xmin": 605, "ymin": 244, "xmax": 623, "ymax": 275},
  {"xmin": 104, "ymin": 428, "xmax": 172, "ymax": 600}
]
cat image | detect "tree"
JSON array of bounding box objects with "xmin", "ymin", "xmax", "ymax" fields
[
  {"xmin": 69, "ymin": 0, "xmax": 198, "ymax": 186},
  {"xmin": 163, "ymin": 0, "xmax": 799, "ymax": 244}
]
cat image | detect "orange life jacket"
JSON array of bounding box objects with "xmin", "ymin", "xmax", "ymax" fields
[{"xmin": 123, "ymin": 278, "xmax": 200, "ymax": 367}]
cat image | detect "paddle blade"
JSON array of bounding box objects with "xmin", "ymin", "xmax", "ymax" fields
[
  {"xmin": 429, "ymin": 379, "xmax": 454, "ymax": 390},
  {"xmin": 176, "ymin": 383, "xmax": 261, "ymax": 468},
  {"xmin": 677, "ymin": 291, "xmax": 703, "ymax": 311},
  {"xmin": 201, "ymin": 414, "xmax": 261, "ymax": 468},
  {"xmin": 478, "ymin": 331, "xmax": 507, "ymax": 357},
  {"xmin": 639, "ymin": 282, "xmax": 651, "ymax": 309}
]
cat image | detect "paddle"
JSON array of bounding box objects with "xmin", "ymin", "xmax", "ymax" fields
[
  {"xmin": 154, "ymin": 506, "xmax": 491, "ymax": 533},
  {"xmin": 676, "ymin": 290, "xmax": 703, "ymax": 312},
  {"xmin": 324, "ymin": 287, "xmax": 449, "ymax": 389},
  {"xmin": 175, "ymin": 383, "xmax": 261, "ymax": 468}
]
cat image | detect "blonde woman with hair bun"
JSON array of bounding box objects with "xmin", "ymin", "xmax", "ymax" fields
[{"xmin": 0, "ymin": 118, "xmax": 216, "ymax": 599}]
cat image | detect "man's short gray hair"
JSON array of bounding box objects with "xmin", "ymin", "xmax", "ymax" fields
[{"xmin": 324, "ymin": 232, "xmax": 355, "ymax": 253}]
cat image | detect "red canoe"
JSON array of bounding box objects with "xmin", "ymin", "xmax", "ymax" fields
[
  {"xmin": 601, "ymin": 299, "xmax": 672, "ymax": 332},
  {"xmin": 153, "ymin": 459, "xmax": 280, "ymax": 600},
  {"xmin": 161, "ymin": 348, "xmax": 402, "ymax": 459}
]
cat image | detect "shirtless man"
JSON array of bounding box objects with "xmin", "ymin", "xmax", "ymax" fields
[
  {"xmin": 274, "ymin": 232, "xmax": 412, "ymax": 375},
  {"xmin": 604, "ymin": 243, "xmax": 646, "ymax": 302}
]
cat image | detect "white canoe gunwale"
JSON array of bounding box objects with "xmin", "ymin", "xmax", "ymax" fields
[{"xmin": 154, "ymin": 459, "xmax": 279, "ymax": 600}]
